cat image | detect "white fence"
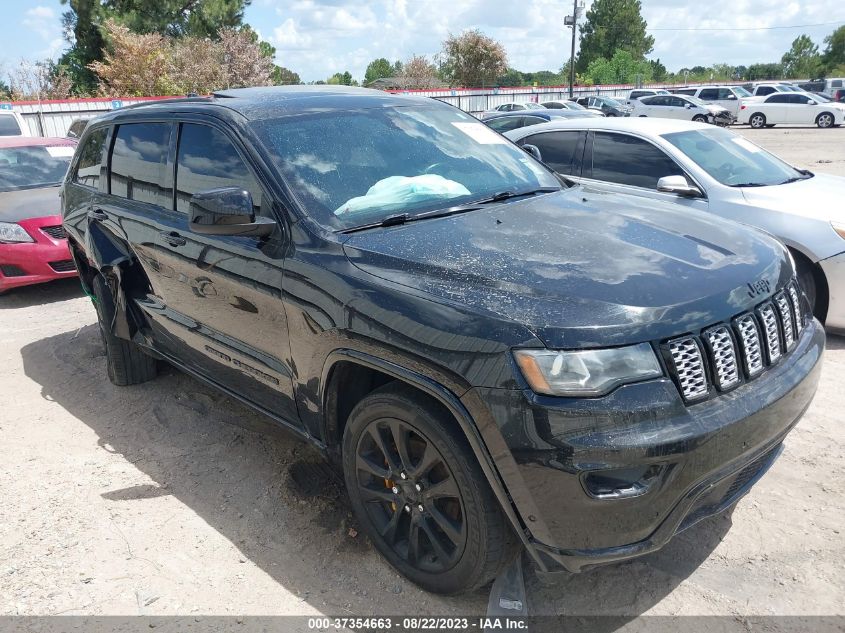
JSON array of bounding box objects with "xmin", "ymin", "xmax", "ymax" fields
[
  {"xmin": 3, "ymin": 97, "xmax": 172, "ymax": 137},
  {"xmin": 3, "ymin": 82, "xmax": 745, "ymax": 136}
]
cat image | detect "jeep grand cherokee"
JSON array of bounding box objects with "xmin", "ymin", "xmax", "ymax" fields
[{"xmin": 61, "ymin": 87, "xmax": 824, "ymax": 595}]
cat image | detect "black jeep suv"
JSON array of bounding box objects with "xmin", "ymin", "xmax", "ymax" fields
[{"xmin": 61, "ymin": 87, "xmax": 823, "ymax": 595}]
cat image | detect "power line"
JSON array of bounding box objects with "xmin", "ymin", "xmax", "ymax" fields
[{"xmin": 647, "ymin": 20, "xmax": 845, "ymax": 32}]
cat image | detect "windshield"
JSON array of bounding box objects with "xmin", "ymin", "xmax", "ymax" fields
[
  {"xmin": 252, "ymin": 105, "xmax": 560, "ymax": 230},
  {"xmin": 685, "ymin": 96, "xmax": 708, "ymax": 107},
  {"xmin": 662, "ymin": 127, "xmax": 806, "ymax": 187},
  {"xmin": 602, "ymin": 97, "xmax": 622, "ymax": 107},
  {"xmin": 0, "ymin": 145, "xmax": 73, "ymax": 192},
  {"xmin": 524, "ymin": 102, "xmax": 544, "ymax": 110},
  {"xmin": 734, "ymin": 87, "xmax": 752, "ymax": 98},
  {"xmin": 566, "ymin": 101, "xmax": 586, "ymax": 110}
]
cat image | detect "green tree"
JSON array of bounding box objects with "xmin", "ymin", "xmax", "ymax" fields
[
  {"xmin": 327, "ymin": 71, "xmax": 354, "ymax": 85},
  {"xmin": 823, "ymin": 26, "xmax": 845, "ymax": 75},
  {"xmin": 272, "ymin": 66, "xmax": 300, "ymax": 85},
  {"xmin": 649, "ymin": 58, "xmax": 667, "ymax": 82},
  {"xmin": 441, "ymin": 29, "xmax": 508, "ymax": 87},
  {"xmin": 364, "ymin": 58, "xmax": 393, "ymax": 84},
  {"xmin": 0, "ymin": 79, "xmax": 10, "ymax": 100},
  {"xmin": 576, "ymin": 0, "xmax": 654, "ymax": 73},
  {"xmin": 59, "ymin": 0, "xmax": 109, "ymax": 95},
  {"xmin": 496, "ymin": 67, "xmax": 525, "ymax": 86},
  {"xmin": 746, "ymin": 63, "xmax": 784, "ymax": 81},
  {"xmin": 102, "ymin": 0, "xmax": 250, "ymax": 37},
  {"xmin": 782, "ymin": 35, "xmax": 822, "ymax": 79},
  {"xmin": 583, "ymin": 49, "xmax": 652, "ymax": 85}
]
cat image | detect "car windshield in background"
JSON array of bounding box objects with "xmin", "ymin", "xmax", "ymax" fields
[
  {"xmin": 0, "ymin": 145, "xmax": 74, "ymax": 192},
  {"xmin": 685, "ymin": 96, "xmax": 709, "ymax": 107},
  {"xmin": 734, "ymin": 87, "xmax": 753, "ymax": 98},
  {"xmin": 662, "ymin": 127, "xmax": 807, "ymax": 187},
  {"xmin": 602, "ymin": 97, "xmax": 623, "ymax": 106},
  {"xmin": 524, "ymin": 103, "xmax": 544, "ymax": 109},
  {"xmin": 252, "ymin": 105, "xmax": 560, "ymax": 230}
]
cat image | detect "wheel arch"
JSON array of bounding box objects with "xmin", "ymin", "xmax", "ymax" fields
[
  {"xmin": 788, "ymin": 246, "xmax": 829, "ymax": 323},
  {"xmin": 319, "ymin": 349, "xmax": 540, "ymax": 567}
]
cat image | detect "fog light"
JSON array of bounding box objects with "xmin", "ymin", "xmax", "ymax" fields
[{"xmin": 583, "ymin": 464, "xmax": 665, "ymax": 499}]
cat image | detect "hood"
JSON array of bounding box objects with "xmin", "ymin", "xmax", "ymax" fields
[
  {"xmin": 0, "ymin": 186, "xmax": 62, "ymax": 223},
  {"xmin": 740, "ymin": 172, "xmax": 845, "ymax": 221},
  {"xmin": 343, "ymin": 188, "xmax": 792, "ymax": 348}
]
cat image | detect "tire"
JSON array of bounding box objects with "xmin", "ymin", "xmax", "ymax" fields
[
  {"xmin": 749, "ymin": 113, "xmax": 766, "ymax": 129},
  {"xmin": 692, "ymin": 114, "xmax": 708, "ymax": 123},
  {"xmin": 342, "ymin": 382, "xmax": 518, "ymax": 595},
  {"xmin": 765, "ymin": 124, "xmax": 776, "ymax": 128},
  {"xmin": 606, "ymin": 112, "xmax": 617, "ymax": 117},
  {"xmin": 92, "ymin": 275, "xmax": 157, "ymax": 386},
  {"xmin": 817, "ymin": 112, "xmax": 834, "ymax": 129}
]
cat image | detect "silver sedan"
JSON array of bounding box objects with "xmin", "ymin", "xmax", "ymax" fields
[{"xmin": 505, "ymin": 117, "xmax": 845, "ymax": 332}]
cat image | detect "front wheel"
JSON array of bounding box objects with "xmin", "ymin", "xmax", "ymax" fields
[
  {"xmin": 342, "ymin": 383, "xmax": 517, "ymax": 595},
  {"xmin": 692, "ymin": 114, "xmax": 708, "ymax": 123},
  {"xmin": 749, "ymin": 113, "xmax": 766, "ymax": 129},
  {"xmin": 817, "ymin": 112, "xmax": 835, "ymax": 129}
]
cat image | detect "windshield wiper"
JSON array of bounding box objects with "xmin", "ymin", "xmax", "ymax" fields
[
  {"xmin": 728, "ymin": 182, "xmax": 770, "ymax": 188},
  {"xmin": 341, "ymin": 187, "xmax": 560, "ymax": 234}
]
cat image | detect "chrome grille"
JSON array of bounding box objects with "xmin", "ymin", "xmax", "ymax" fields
[
  {"xmin": 758, "ymin": 303, "xmax": 782, "ymax": 363},
  {"xmin": 665, "ymin": 279, "xmax": 808, "ymax": 404},
  {"xmin": 775, "ymin": 293, "xmax": 795, "ymax": 351},
  {"xmin": 703, "ymin": 326, "xmax": 740, "ymax": 390},
  {"xmin": 788, "ymin": 284, "xmax": 803, "ymax": 334},
  {"xmin": 668, "ymin": 337, "xmax": 708, "ymax": 400},
  {"xmin": 735, "ymin": 315, "xmax": 764, "ymax": 377}
]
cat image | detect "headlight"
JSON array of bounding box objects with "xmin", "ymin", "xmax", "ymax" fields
[
  {"xmin": 513, "ymin": 343, "xmax": 663, "ymax": 397},
  {"xmin": 0, "ymin": 222, "xmax": 34, "ymax": 243},
  {"xmin": 832, "ymin": 221, "xmax": 845, "ymax": 241}
]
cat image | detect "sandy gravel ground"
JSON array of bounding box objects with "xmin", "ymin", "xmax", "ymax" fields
[{"xmin": 0, "ymin": 127, "xmax": 843, "ymax": 622}]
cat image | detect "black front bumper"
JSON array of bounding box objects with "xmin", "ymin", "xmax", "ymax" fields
[{"xmin": 466, "ymin": 318, "xmax": 824, "ymax": 573}]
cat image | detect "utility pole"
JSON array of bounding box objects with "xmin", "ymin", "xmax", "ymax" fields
[{"xmin": 565, "ymin": 0, "xmax": 583, "ymax": 98}]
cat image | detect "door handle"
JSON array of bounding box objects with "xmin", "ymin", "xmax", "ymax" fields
[
  {"xmin": 160, "ymin": 231, "xmax": 187, "ymax": 247},
  {"xmin": 88, "ymin": 208, "xmax": 108, "ymax": 221}
]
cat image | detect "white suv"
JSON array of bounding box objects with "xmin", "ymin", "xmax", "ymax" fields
[
  {"xmin": 673, "ymin": 85, "xmax": 760, "ymax": 117},
  {"xmin": 0, "ymin": 110, "xmax": 30, "ymax": 136}
]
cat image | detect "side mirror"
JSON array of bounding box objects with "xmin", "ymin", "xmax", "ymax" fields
[
  {"xmin": 685, "ymin": 103, "xmax": 692, "ymax": 109},
  {"xmin": 522, "ymin": 144, "xmax": 543, "ymax": 161},
  {"xmin": 188, "ymin": 187, "xmax": 275, "ymax": 237},
  {"xmin": 657, "ymin": 175, "xmax": 702, "ymax": 198}
]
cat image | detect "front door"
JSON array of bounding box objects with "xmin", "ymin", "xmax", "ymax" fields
[
  {"xmin": 581, "ymin": 131, "xmax": 710, "ymax": 214},
  {"xmin": 151, "ymin": 120, "xmax": 298, "ymax": 425}
]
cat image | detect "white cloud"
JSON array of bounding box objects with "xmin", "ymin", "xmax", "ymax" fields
[
  {"xmin": 26, "ymin": 6, "xmax": 54, "ymax": 19},
  {"xmin": 22, "ymin": 4, "xmax": 63, "ymax": 55},
  {"xmin": 259, "ymin": 0, "xmax": 845, "ymax": 82}
]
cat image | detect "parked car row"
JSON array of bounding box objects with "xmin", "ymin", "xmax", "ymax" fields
[{"xmin": 49, "ymin": 87, "xmax": 825, "ymax": 598}]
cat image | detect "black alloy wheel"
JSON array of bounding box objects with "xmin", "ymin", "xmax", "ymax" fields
[{"xmin": 354, "ymin": 417, "xmax": 467, "ymax": 574}]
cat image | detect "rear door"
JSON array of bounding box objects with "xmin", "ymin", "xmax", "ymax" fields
[
  {"xmin": 150, "ymin": 119, "xmax": 298, "ymax": 423},
  {"xmin": 788, "ymin": 93, "xmax": 817, "ymax": 123},
  {"xmin": 762, "ymin": 94, "xmax": 790, "ymax": 122}
]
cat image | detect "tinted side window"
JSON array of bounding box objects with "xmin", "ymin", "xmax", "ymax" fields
[
  {"xmin": 718, "ymin": 88, "xmax": 735, "ymax": 99},
  {"xmin": 486, "ymin": 117, "xmax": 526, "ymax": 132},
  {"xmin": 791, "ymin": 94, "xmax": 811, "ymax": 104},
  {"xmin": 699, "ymin": 89, "xmax": 719, "ymax": 100},
  {"xmin": 525, "ymin": 131, "xmax": 582, "ymax": 175},
  {"xmin": 766, "ymin": 94, "xmax": 789, "ymax": 103},
  {"xmin": 668, "ymin": 97, "xmax": 686, "ymax": 107},
  {"xmin": 591, "ymin": 132, "xmax": 684, "ymax": 189},
  {"xmin": 0, "ymin": 115, "xmax": 22, "ymax": 136},
  {"xmin": 521, "ymin": 116, "xmax": 547, "ymax": 126},
  {"xmin": 757, "ymin": 86, "xmax": 775, "ymax": 96},
  {"xmin": 832, "ymin": 80, "xmax": 842, "ymax": 88},
  {"xmin": 74, "ymin": 128, "xmax": 107, "ymax": 188},
  {"xmin": 110, "ymin": 123, "xmax": 171, "ymax": 207},
  {"xmin": 175, "ymin": 123, "xmax": 262, "ymax": 215}
]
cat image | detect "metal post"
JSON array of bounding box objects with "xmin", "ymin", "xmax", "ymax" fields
[{"xmin": 568, "ymin": 0, "xmax": 578, "ymax": 98}]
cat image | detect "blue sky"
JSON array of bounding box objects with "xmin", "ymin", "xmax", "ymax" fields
[{"xmin": 2, "ymin": 0, "xmax": 844, "ymax": 84}]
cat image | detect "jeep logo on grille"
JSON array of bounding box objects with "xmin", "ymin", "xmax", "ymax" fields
[{"xmin": 747, "ymin": 279, "xmax": 771, "ymax": 299}]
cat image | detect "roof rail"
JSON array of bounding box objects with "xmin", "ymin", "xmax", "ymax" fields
[{"xmin": 116, "ymin": 96, "xmax": 213, "ymax": 111}]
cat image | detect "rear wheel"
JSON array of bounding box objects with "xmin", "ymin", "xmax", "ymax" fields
[
  {"xmin": 817, "ymin": 112, "xmax": 835, "ymax": 129},
  {"xmin": 92, "ymin": 275, "xmax": 157, "ymax": 386},
  {"xmin": 749, "ymin": 113, "xmax": 766, "ymax": 129},
  {"xmin": 342, "ymin": 383, "xmax": 517, "ymax": 595}
]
